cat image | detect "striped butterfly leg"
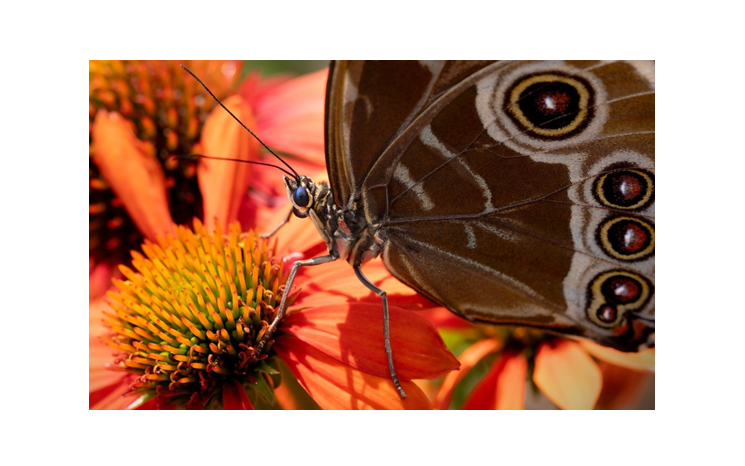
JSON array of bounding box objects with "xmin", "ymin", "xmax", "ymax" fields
[
  {"xmin": 252, "ymin": 252, "xmax": 339, "ymax": 361},
  {"xmin": 259, "ymin": 209, "xmax": 293, "ymax": 239},
  {"xmin": 354, "ymin": 266, "xmax": 407, "ymax": 399}
]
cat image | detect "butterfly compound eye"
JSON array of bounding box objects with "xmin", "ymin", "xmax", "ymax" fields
[{"xmin": 293, "ymin": 186, "xmax": 310, "ymax": 208}]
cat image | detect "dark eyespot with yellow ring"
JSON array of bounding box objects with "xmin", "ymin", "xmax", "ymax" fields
[
  {"xmin": 594, "ymin": 169, "xmax": 654, "ymax": 211},
  {"xmin": 587, "ymin": 270, "xmax": 652, "ymax": 328},
  {"xmin": 597, "ymin": 216, "xmax": 654, "ymax": 261},
  {"xmin": 507, "ymin": 73, "xmax": 593, "ymax": 139}
]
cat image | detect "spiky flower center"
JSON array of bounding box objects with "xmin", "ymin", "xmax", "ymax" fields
[
  {"xmin": 89, "ymin": 60, "xmax": 241, "ymax": 268},
  {"xmin": 102, "ymin": 220, "xmax": 294, "ymax": 409}
]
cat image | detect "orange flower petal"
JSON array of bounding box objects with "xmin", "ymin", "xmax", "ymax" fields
[
  {"xmin": 254, "ymin": 69, "xmax": 328, "ymax": 164},
  {"xmin": 243, "ymin": 166, "xmax": 331, "ymax": 259},
  {"xmin": 239, "ymin": 71, "xmax": 291, "ymax": 107},
  {"xmin": 90, "ymin": 299, "xmax": 129, "ymax": 407},
  {"xmin": 262, "ymin": 201, "xmax": 328, "ymax": 260},
  {"xmin": 418, "ymin": 307, "xmax": 476, "ymax": 330},
  {"xmin": 462, "ymin": 352, "xmax": 528, "ymax": 410},
  {"xmin": 595, "ymin": 362, "xmax": 654, "ymax": 410},
  {"xmin": 280, "ymin": 303, "xmax": 459, "ymax": 380},
  {"xmin": 294, "ymin": 259, "xmax": 441, "ymax": 311},
  {"xmin": 89, "ymin": 378, "xmax": 138, "ymax": 410},
  {"xmin": 433, "ymin": 338, "xmax": 502, "ymax": 410},
  {"xmin": 273, "ymin": 382, "xmax": 299, "ymax": 410},
  {"xmin": 92, "ymin": 110, "xmax": 174, "ymax": 241},
  {"xmin": 89, "ymin": 298, "xmax": 110, "ymax": 337},
  {"xmin": 89, "ymin": 335, "xmax": 126, "ymax": 393},
  {"xmin": 533, "ymin": 340, "xmax": 602, "ymax": 410},
  {"xmin": 199, "ymin": 95, "xmax": 259, "ymax": 230},
  {"xmin": 89, "ymin": 262, "xmax": 115, "ymax": 301},
  {"xmin": 580, "ymin": 340, "xmax": 655, "ymax": 373},
  {"xmin": 275, "ymin": 336, "xmax": 431, "ymax": 409},
  {"xmin": 222, "ymin": 380, "xmax": 255, "ymax": 410}
]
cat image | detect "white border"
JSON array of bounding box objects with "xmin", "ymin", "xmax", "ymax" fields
[{"xmin": 7, "ymin": 0, "xmax": 742, "ymax": 464}]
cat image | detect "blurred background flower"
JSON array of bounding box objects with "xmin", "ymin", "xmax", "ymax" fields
[
  {"xmin": 89, "ymin": 60, "xmax": 327, "ymax": 300},
  {"xmin": 423, "ymin": 309, "xmax": 654, "ymax": 410}
]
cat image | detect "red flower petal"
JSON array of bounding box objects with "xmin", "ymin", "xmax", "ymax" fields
[
  {"xmin": 91, "ymin": 110, "xmax": 174, "ymax": 241},
  {"xmin": 89, "ymin": 262, "xmax": 115, "ymax": 302},
  {"xmin": 433, "ymin": 338, "xmax": 502, "ymax": 410},
  {"xmin": 533, "ymin": 340, "xmax": 602, "ymax": 410},
  {"xmin": 199, "ymin": 95, "xmax": 259, "ymax": 230},
  {"xmin": 90, "ymin": 299, "xmax": 127, "ymax": 399},
  {"xmin": 275, "ymin": 336, "xmax": 431, "ymax": 409},
  {"xmin": 294, "ymin": 259, "xmax": 441, "ymax": 312},
  {"xmin": 222, "ymin": 380, "xmax": 255, "ymax": 410},
  {"xmin": 280, "ymin": 302, "xmax": 458, "ymax": 380},
  {"xmin": 418, "ymin": 307, "xmax": 476, "ymax": 330},
  {"xmin": 253, "ymin": 69, "xmax": 327, "ymax": 164},
  {"xmin": 462, "ymin": 352, "xmax": 528, "ymax": 410},
  {"xmin": 89, "ymin": 379, "xmax": 137, "ymax": 410}
]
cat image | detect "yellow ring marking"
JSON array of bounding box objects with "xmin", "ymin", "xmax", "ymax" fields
[
  {"xmin": 599, "ymin": 216, "xmax": 655, "ymax": 261},
  {"xmin": 508, "ymin": 74, "xmax": 590, "ymax": 137},
  {"xmin": 595, "ymin": 169, "xmax": 654, "ymax": 210},
  {"xmin": 587, "ymin": 270, "xmax": 651, "ymax": 329}
]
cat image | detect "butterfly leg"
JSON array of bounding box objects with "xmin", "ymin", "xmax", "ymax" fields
[
  {"xmin": 354, "ymin": 266, "xmax": 407, "ymax": 399},
  {"xmin": 260, "ymin": 209, "xmax": 293, "ymax": 239},
  {"xmin": 252, "ymin": 252, "xmax": 338, "ymax": 360}
]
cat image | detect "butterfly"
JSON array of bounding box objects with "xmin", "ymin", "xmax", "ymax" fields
[{"xmin": 186, "ymin": 61, "xmax": 655, "ymax": 398}]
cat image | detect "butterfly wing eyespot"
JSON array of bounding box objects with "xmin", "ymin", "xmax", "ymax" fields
[
  {"xmin": 597, "ymin": 216, "xmax": 655, "ymax": 262},
  {"xmin": 586, "ymin": 270, "xmax": 652, "ymax": 330},
  {"xmin": 593, "ymin": 169, "xmax": 655, "ymax": 211},
  {"xmin": 507, "ymin": 72, "xmax": 593, "ymax": 139}
]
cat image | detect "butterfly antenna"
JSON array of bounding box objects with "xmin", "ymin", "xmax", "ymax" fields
[
  {"xmin": 178, "ymin": 154, "xmax": 297, "ymax": 179},
  {"xmin": 181, "ymin": 65, "xmax": 301, "ymax": 180}
]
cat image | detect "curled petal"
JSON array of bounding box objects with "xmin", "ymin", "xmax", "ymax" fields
[
  {"xmin": 92, "ymin": 110, "xmax": 174, "ymax": 241},
  {"xmin": 462, "ymin": 352, "xmax": 528, "ymax": 410},
  {"xmin": 253, "ymin": 69, "xmax": 328, "ymax": 164},
  {"xmin": 199, "ymin": 95, "xmax": 259, "ymax": 230},
  {"xmin": 280, "ymin": 303, "xmax": 459, "ymax": 380},
  {"xmin": 580, "ymin": 340, "xmax": 655, "ymax": 373},
  {"xmin": 434, "ymin": 338, "xmax": 502, "ymax": 410},
  {"xmin": 533, "ymin": 340, "xmax": 602, "ymax": 410},
  {"xmin": 222, "ymin": 380, "xmax": 255, "ymax": 410},
  {"xmin": 275, "ymin": 336, "xmax": 431, "ymax": 409}
]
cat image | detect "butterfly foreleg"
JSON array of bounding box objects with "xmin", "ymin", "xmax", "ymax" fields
[
  {"xmin": 354, "ymin": 266, "xmax": 407, "ymax": 399},
  {"xmin": 251, "ymin": 252, "xmax": 339, "ymax": 361},
  {"xmin": 259, "ymin": 209, "xmax": 293, "ymax": 239}
]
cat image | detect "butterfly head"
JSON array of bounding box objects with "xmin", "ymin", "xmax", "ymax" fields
[{"xmin": 284, "ymin": 175, "xmax": 324, "ymax": 218}]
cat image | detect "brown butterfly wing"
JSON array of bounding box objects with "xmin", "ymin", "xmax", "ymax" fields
[
  {"xmin": 326, "ymin": 60, "xmax": 654, "ymax": 352},
  {"xmin": 325, "ymin": 61, "xmax": 496, "ymax": 206}
]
